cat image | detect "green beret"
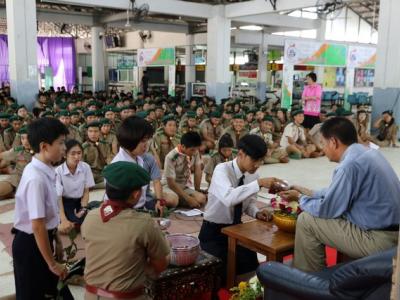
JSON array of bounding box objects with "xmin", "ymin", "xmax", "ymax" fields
[
  {"xmin": 70, "ymin": 111, "xmax": 80, "ymax": 116},
  {"xmin": 326, "ymin": 112, "xmax": 336, "ymax": 117},
  {"xmin": 262, "ymin": 116, "xmax": 274, "ymax": 123},
  {"xmin": 136, "ymin": 111, "xmax": 149, "ymax": 119},
  {"xmin": 210, "ymin": 111, "xmax": 221, "ymax": 118},
  {"xmin": 247, "ymin": 108, "xmax": 257, "ymax": 114},
  {"xmin": 162, "ymin": 114, "xmax": 176, "ymax": 124},
  {"xmin": 186, "ymin": 111, "xmax": 196, "ymax": 119},
  {"xmin": 9, "ymin": 115, "xmax": 23, "ymax": 122},
  {"xmin": 10, "ymin": 103, "xmax": 19, "ymax": 110},
  {"xmin": 0, "ymin": 112, "xmax": 10, "ymax": 119},
  {"xmin": 103, "ymin": 161, "xmax": 150, "ymax": 191},
  {"xmin": 120, "ymin": 105, "xmax": 130, "ymax": 112},
  {"xmin": 291, "ymin": 109, "xmax": 304, "ymax": 117},
  {"xmin": 59, "ymin": 102, "xmax": 69, "ymax": 110},
  {"xmin": 103, "ymin": 106, "xmax": 116, "ymax": 113},
  {"xmin": 233, "ymin": 113, "xmax": 245, "ymax": 120},
  {"xmin": 58, "ymin": 110, "xmax": 70, "ymax": 117},
  {"xmin": 100, "ymin": 118, "xmax": 111, "ymax": 126},
  {"xmin": 84, "ymin": 111, "xmax": 96, "ymax": 118},
  {"xmin": 86, "ymin": 121, "xmax": 101, "ymax": 129},
  {"xmin": 18, "ymin": 127, "xmax": 28, "ymax": 135},
  {"xmin": 339, "ymin": 110, "xmax": 353, "ymax": 117},
  {"xmin": 87, "ymin": 100, "xmax": 98, "ymax": 107},
  {"xmin": 41, "ymin": 111, "xmax": 54, "ymax": 118},
  {"xmin": 17, "ymin": 105, "xmax": 26, "ymax": 111}
]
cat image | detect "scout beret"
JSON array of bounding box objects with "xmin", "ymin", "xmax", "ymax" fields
[
  {"xmin": 86, "ymin": 121, "xmax": 101, "ymax": 128},
  {"xmin": 100, "ymin": 118, "xmax": 111, "ymax": 125},
  {"xmin": 262, "ymin": 116, "xmax": 274, "ymax": 122},
  {"xmin": 58, "ymin": 102, "xmax": 69, "ymax": 110},
  {"xmin": 210, "ymin": 111, "xmax": 221, "ymax": 118},
  {"xmin": 103, "ymin": 161, "xmax": 150, "ymax": 191},
  {"xmin": 162, "ymin": 114, "xmax": 176, "ymax": 124},
  {"xmin": 10, "ymin": 103, "xmax": 18, "ymax": 110},
  {"xmin": 58, "ymin": 110, "xmax": 70, "ymax": 117},
  {"xmin": 84, "ymin": 111, "xmax": 96, "ymax": 117},
  {"xmin": 291, "ymin": 109, "xmax": 304, "ymax": 117},
  {"xmin": 0, "ymin": 112, "xmax": 10, "ymax": 119},
  {"xmin": 41, "ymin": 111, "xmax": 54, "ymax": 117},
  {"xmin": 326, "ymin": 112, "xmax": 336, "ymax": 117},
  {"xmin": 87, "ymin": 100, "xmax": 98, "ymax": 107},
  {"xmin": 18, "ymin": 127, "xmax": 28, "ymax": 135},
  {"xmin": 9, "ymin": 115, "xmax": 23, "ymax": 122},
  {"xmin": 17, "ymin": 105, "xmax": 27, "ymax": 111},
  {"xmin": 120, "ymin": 105, "xmax": 130, "ymax": 112},
  {"xmin": 382, "ymin": 110, "xmax": 393, "ymax": 116},
  {"xmin": 233, "ymin": 113, "xmax": 245, "ymax": 120},
  {"xmin": 103, "ymin": 106, "xmax": 116, "ymax": 113},
  {"xmin": 70, "ymin": 110, "xmax": 80, "ymax": 116},
  {"xmin": 339, "ymin": 110, "xmax": 353, "ymax": 116},
  {"xmin": 136, "ymin": 111, "xmax": 149, "ymax": 119},
  {"xmin": 186, "ymin": 111, "xmax": 196, "ymax": 119}
]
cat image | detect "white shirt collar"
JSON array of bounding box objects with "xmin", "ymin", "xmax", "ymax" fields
[
  {"xmin": 119, "ymin": 147, "xmax": 144, "ymax": 165},
  {"xmin": 62, "ymin": 161, "xmax": 83, "ymax": 176},
  {"xmin": 32, "ymin": 157, "xmax": 56, "ymax": 180},
  {"xmin": 232, "ymin": 158, "xmax": 244, "ymax": 180}
]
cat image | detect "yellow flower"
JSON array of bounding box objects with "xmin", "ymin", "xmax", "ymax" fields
[{"xmin": 238, "ymin": 281, "xmax": 248, "ymax": 292}]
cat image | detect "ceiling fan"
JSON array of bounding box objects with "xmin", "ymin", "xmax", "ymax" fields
[
  {"xmin": 125, "ymin": 0, "xmax": 150, "ymax": 27},
  {"xmin": 316, "ymin": 0, "xmax": 346, "ymax": 20}
]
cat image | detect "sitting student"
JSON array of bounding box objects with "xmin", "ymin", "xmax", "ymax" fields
[
  {"xmin": 204, "ymin": 134, "xmax": 236, "ymax": 184},
  {"xmin": 111, "ymin": 116, "xmax": 178, "ymax": 211},
  {"xmin": 372, "ymin": 110, "xmax": 398, "ymax": 147},
  {"xmin": 151, "ymin": 114, "xmax": 181, "ymax": 169},
  {"xmin": 79, "ymin": 111, "xmax": 98, "ymax": 142},
  {"xmin": 280, "ymin": 110, "xmax": 318, "ymax": 159},
  {"xmin": 178, "ymin": 111, "xmax": 200, "ymax": 135},
  {"xmin": 13, "ymin": 118, "xmax": 72, "ymax": 299},
  {"xmin": 56, "ymin": 139, "xmax": 95, "ymax": 234},
  {"xmin": 355, "ymin": 110, "xmax": 371, "ymax": 145},
  {"xmin": 57, "ymin": 110, "xmax": 82, "ymax": 143},
  {"xmin": 100, "ymin": 118, "xmax": 118, "ymax": 157},
  {"xmin": 82, "ymin": 121, "xmax": 112, "ymax": 188},
  {"xmin": 199, "ymin": 111, "xmax": 223, "ymax": 153},
  {"xmin": 0, "ymin": 127, "xmax": 33, "ymax": 199},
  {"xmin": 250, "ymin": 116, "xmax": 289, "ymax": 164},
  {"xmin": 163, "ymin": 132, "xmax": 207, "ymax": 208},
  {"xmin": 221, "ymin": 113, "xmax": 249, "ymax": 148},
  {"xmin": 307, "ymin": 110, "xmax": 329, "ymax": 152},
  {"xmin": 199, "ymin": 134, "xmax": 284, "ymax": 284},
  {"xmin": 4, "ymin": 115, "xmax": 23, "ymax": 150},
  {"xmin": 281, "ymin": 117, "xmax": 400, "ymax": 272},
  {"xmin": 82, "ymin": 162, "xmax": 170, "ymax": 300}
]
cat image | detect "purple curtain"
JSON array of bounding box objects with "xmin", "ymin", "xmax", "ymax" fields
[{"xmin": 0, "ymin": 35, "xmax": 76, "ymax": 91}]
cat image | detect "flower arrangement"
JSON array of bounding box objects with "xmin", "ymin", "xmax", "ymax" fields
[
  {"xmin": 271, "ymin": 196, "xmax": 302, "ymax": 233},
  {"xmin": 230, "ymin": 276, "xmax": 263, "ymax": 300}
]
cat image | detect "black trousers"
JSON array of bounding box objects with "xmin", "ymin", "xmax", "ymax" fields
[
  {"xmin": 63, "ymin": 196, "xmax": 84, "ymax": 224},
  {"xmin": 12, "ymin": 229, "xmax": 73, "ymax": 300},
  {"xmin": 199, "ymin": 220, "xmax": 259, "ymax": 285}
]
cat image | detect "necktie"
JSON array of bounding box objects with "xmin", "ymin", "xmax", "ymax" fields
[{"xmin": 233, "ymin": 175, "xmax": 245, "ymax": 224}]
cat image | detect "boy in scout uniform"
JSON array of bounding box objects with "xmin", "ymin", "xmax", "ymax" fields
[
  {"xmin": 82, "ymin": 161, "xmax": 170, "ymax": 300},
  {"xmin": 199, "ymin": 111, "xmax": 223, "ymax": 153},
  {"xmin": 163, "ymin": 132, "xmax": 207, "ymax": 208},
  {"xmin": 3, "ymin": 115, "xmax": 23, "ymax": 150},
  {"xmin": 178, "ymin": 111, "xmax": 200, "ymax": 135},
  {"xmin": 0, "ymin": 112, "xmax": 10, "ymax": 139},
  {"xmin": 58, "ymin": 110, "xmax": 82, "ymax": 143},
  {"xmin": 83, "ymin": 121, "xmax": 112, "ymax": 187},
  {"xmin": 221, "ymin": 113, "xmax": 249, "ymax": 148},
  {"xmin": 70, "ymin": 110, "xmax": 82, "ymax": 127},
  {"xmin": 79, "ymin": 111, "xmax": 98, "ymax": 142},
  {"xmin": 250, "ymin": 116, "xmax": 289, "ymax": 164},
  {"xmin": 204, "ymin": 133, "xmax": 236, "ymax": 184},
  {"xmin": 151, "ymin": 114, "xmax": 181, "ymax": 169},
  {"xmin": 100, "ymin": 118, "xmax": 118, "ymax": 157},
  {"xmin": 103, "ymin": 105, "xmax": 121, "ymax": 133},
  {"xmin": 221, "ymin": 110, "xmax": 233, "ymax": 128},
  {"xmin": 0, "ymin": 127, "xmax": 33, "ymax": 199}
]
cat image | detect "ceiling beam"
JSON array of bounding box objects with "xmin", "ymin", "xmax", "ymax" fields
[
  {"xmin": 231, "ymin": 13, "xmax": 321, "ymax": 30},
  {"xmin": 41, "ymin": 0, "xmax": 212, "ymax": 19},
  {"xmin": 107, "ymin": 20, "xmax": 189, "ymax": 33}
]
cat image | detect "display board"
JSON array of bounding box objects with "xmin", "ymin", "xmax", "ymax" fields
[
  {"xmin": 347, "ymin": 46, "xmax": 376, "ymax": 69},
  {"xmin": 137, "ymin": 48, "xmax": 175, "ymax": 67},
  {"xmin": 284, "ymin": 40, "xmax": 347, "ymax": 67}
]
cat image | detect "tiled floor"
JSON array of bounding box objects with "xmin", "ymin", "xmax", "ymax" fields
[{"xmin": 1, "ymin": 147, "xmax": 399, "ymax": 299}]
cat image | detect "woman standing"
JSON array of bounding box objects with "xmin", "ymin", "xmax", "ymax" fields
[
  {"xmin": 56, "ymin": 139, "xmax": 95, "ymax": 234},
  {"xmin": 302, "ymin": 72, "xmax": 323, "ymax": 129}
]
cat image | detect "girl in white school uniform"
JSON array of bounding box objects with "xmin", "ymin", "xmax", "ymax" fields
[{"xmin": 56, "ymin": 139, "xmax": 95, "ymax": 234}]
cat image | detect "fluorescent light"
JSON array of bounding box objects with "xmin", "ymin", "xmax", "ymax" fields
[
  {"xmin": 239, "ymin": 25, "xmax": 263, "ymax": 31},
  {"xmin": 230, "ymin": 27, "xmax": 237, "ymax": 30}
]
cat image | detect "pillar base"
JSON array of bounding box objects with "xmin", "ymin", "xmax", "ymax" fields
[{"xmin": 10, "ymin": 79, "xmax": 38, "ymax": 110}]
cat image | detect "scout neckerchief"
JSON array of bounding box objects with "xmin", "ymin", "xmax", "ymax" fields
[
  {"xmin": 176, "ymin": 144, "xmax": 193, "ymax": 186},
  {"xmin": 100, "ymin": 200, "xmax": 132, "ymax": 222}
]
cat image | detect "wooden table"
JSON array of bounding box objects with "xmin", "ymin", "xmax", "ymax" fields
[{"xmin": 221, "ymin": 220, "xmax": 295, "ymax": 288}]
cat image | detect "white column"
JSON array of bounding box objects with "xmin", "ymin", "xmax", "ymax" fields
[
  {"xmin": 373, "ymin": 0, "xmax": 400, "ymax": 129},
  {"xmin": 206, "ymin": 5, "xmax": 231, "ymax": 102},
  {"xmin": 257, "ymin": 38, "xmax": 268, "ymax": 101},
  {"xmin": 315, "ymin": 19, "xmax": 326, "ymax": 86},
  {"xmin": 91, "ymin": 26, "xmax": 106, "ymax": 91},
  {"xmin": 6, "ymin": 0, "xmax": 38, "ymax": 109},
  {"xmin": 185, "ymin": 34, "xmax": 196, "ymax": 98}
]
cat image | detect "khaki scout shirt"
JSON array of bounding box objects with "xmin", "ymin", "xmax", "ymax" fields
[
  {"xmin": 151, "ymin": 131, "xmax": 180, "ymax": 169},
  {"xmin": 82, "ymin": 209, "xmax": 170, "ymax": 292},
  {"xmin": 204, "ymin": 149, "xmax": 237, "ymax": 178},
  {"xmin": 178, "ymin": 121, "xmax": 200, "ymax": 136},
  {"xmin": 221, "ymin": 126, "xmax": 249, "ymax": 148},
  {"xmin": 199, "ymin": 119, "xmax": 223, "ymax": 141},
  {"xmin": 249, "ymin": 127, "xmax": 274, "ymax": 147},
  {"xmin": 163, "ymin": 147, "xmax": 201, "ymax": 188},
  {"xmin": 82, "ymin": 140, "xmax": 112, "ymax": 175},
  {"xmin": 1, "ymin": 146, "xmax": 33, "ymax": 187},
  {"xmin": 66, "ymin": 125, "xmax": 82, "ymax": 143},
  {"xmin": 3, "ymin": 128, "xmax": 17, "ymax": 150}
]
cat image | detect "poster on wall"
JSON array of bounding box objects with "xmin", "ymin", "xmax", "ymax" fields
[
  {"xmin": 284, "ymin": 39, "xmax": 347, "ymax": 66},
  {"xmin": 168, "ymin": 65, "xmax": 176, "ymax": 96},
  {"xmin": 347, "ymin": 46, "xmax": 376, "ymax": 69},
  {"xmin": 117, "ymin": 56, "xmax": 135, "ymax": 69},
  {"xmin": 137, "ymin": 48, "xmax": 175, "ymax": 67},
  {"xmin": 336, "ymin": 67, "xmax": 346, "ymax": 87},
  {"xmin": 323, "ymin": 67, "xmax": 337, "ymax": 88},
  {"xmin": 281, "ymin": 64, "xmax": 294, "ymax": 109}
]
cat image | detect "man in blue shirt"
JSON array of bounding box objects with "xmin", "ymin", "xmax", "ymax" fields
[{"xmin": 281, "ymin": 117, "xmax": 400, "ymax": 272}]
